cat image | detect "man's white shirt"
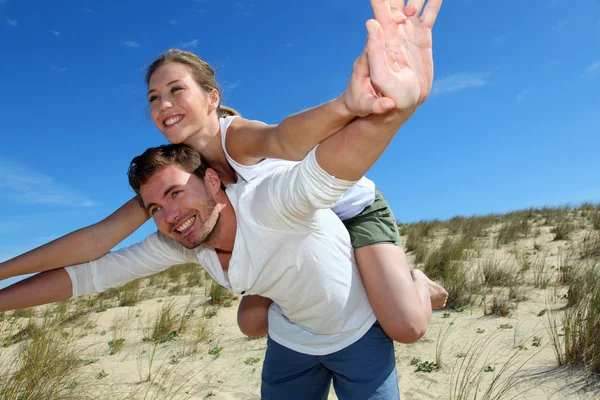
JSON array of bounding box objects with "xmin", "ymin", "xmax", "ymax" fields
[{"xmin": 66, "ymin": 148, "xmax": 376, "ymax": 355}]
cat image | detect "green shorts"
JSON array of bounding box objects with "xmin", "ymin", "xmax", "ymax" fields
[{"xmin": 342, "ymin": 189, "xmax": 402, "ymax": 249}]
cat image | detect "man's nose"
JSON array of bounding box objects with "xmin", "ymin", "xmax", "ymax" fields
[{"xmin": 163, "ymin": 205, "xmax": 180, "ymax": 225}]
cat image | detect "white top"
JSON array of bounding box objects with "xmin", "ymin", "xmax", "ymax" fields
[
  {"xmin": 66, "ymin": 148, "xmax": 375, "ymax": 355},
  {"xmin": 220, "ymin": 116, "xmax": 376, "ymax": 220}
]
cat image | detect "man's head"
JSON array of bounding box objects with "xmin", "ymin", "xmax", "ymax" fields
[{"xmin": 128, "ymin": 144, "xmax": 224, "ymax": 249}]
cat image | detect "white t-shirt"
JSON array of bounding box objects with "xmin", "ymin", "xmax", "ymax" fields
[
  {"xmin": 66, "ymin": 149, "xmax": 375, "ymax": 355},
  {"xmin": 220, "ymin": 116, "xmax": 376, "ymax": 221}
]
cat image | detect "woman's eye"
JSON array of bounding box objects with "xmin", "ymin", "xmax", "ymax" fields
[
  {"xmin": 171, "ymin": 86, "xmax": 183, "ymax": 94},
  {"xmin": 148, "ymin": 95, "xmax": 159, "ymax": 102},
  {"xmin": 172, "ymin": 190, "xmax": 182, "ymax": 198}
]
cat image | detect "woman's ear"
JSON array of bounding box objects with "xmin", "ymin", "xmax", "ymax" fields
[
  {"xmin": 204, "ymin": 168, "xmax": 222, "ymax": 194},
  {"xmin": 208, "ymin": 89, "xmax": 220, "ymax": 114}
]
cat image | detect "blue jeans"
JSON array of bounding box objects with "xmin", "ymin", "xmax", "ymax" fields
[{"xmin": 261, "ymin": 322, "xmax": 400, "ymax": 399}]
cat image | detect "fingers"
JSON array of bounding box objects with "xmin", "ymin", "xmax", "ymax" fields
[
  {"xmin": 371, "ymin": 97, "xmax": 396, "ymax": 114},
  {"xmin": 421, "ymin": 0, "xmax": 443, "ymax": 28},
  {"xmin": 389, "ymin": 0, "xmax": 405, "ymax": 14},
  {"xmin": 391, "ymin": 8, "xmax": 407, "ymax": 24},
  {"xmin": 365, "ymin": 19, "xmax": 388, "ymax": 80},
  {"xmin": 352, "ymin": 48, "xmax": 370, "ymax": 79},
  {"xmin": 370, "ymin": 0, "xmax": 394, "ymax": 28},
  {"xmin": 406, "ymin": 0, "xmax": 426, "ymax": 16}
]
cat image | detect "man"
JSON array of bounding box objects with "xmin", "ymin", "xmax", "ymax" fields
[{"xmin": 0, "ymin": 1, "xmax": 444, "ymax": 397}]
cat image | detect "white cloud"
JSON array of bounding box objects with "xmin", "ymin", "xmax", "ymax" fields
[
  {"xmin": 122, "ymin": 40, "xmax": 139, "ymax": 48},
  {"xmin": 51, "ymin": 30, "xmax": 60, "ymax": 36},
  {"xmin": 179, "ymin": 39, "xmax": 198, "ymax": 48},
  {"xmin": 542, "ymin": 60, "xmax": 560, "ymax": 70},
  {"xmin": 585, "ymin": 61, "xmax": 600, "ymax": 78},
  {"xmin": 553, "ymin": 19, "xmax": 568, "ymax": 32},
  {"xmin": 222, "ymin": 81, "xmax": 240, "ymax": 92},
  {"xmin": 432, "ymin": 72, "xmax": 490, "ymax": 96},
  {"xmin": 0, "ymin": 222, "xmax": 26, "ymax": 233},
  {"xmin": 493, "ymin": 34, "xmax": 508, "ymax": 46},
  {"xmin": 51, "ymin": 64, "xmax": 67, "ymax": 72},
  {"xmin": 5, "ymin": 17, "xmax": 17, "ymax": 26},
  {"xmin": 515, "ymin": 90, "xmax": 528, "ymax": 103},
  {"xmin": 169, "ymin": 19, "xmax": 178, "ymax": 25},
  {"xmin": 0, "ymin": 158, "xmax": 97, "ymax": 207},
  {"xmin": 235, "ymin": 2, "xmax": 255, "ymax": 17}
]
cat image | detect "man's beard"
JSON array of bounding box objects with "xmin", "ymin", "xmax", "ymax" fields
[{"xmin": 180, "ymin": 200, "xmax": 221, "ymax": 249}]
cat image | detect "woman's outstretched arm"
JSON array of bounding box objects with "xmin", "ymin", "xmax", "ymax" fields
[{"xmin": 0, "ymin": 196, "xmax": 149, "ymax": 280}]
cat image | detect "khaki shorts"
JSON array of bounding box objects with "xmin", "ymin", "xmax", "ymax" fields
[{"xmin": 342, "ymin": 189, "xmax": 402, "ymax": 249}]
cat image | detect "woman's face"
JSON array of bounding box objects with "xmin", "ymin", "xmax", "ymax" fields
[{"xmin": 147, "ymin": 62, "xmax": 219, "ymax": 144}]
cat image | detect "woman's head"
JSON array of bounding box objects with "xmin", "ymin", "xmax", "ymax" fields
[{"xmin": 146, "ymin": 49, "xmax": 222, "ymax": 145}]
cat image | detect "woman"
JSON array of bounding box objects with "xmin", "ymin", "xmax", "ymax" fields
[{"xmin": 0, "ymin": 0, "xmax": 447, "ymax": 342}]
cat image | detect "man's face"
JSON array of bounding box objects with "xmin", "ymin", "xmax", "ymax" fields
[{"xmin": 140, "ymin": 165, "xmax": 221, "ymax": 249}]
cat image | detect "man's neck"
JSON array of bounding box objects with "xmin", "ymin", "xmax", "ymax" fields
[{"xmin": 206, "ymin": 193, "xmax": 237, "ymax": 253}]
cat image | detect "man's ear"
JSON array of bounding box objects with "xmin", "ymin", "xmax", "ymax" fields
[{"xmin": 204, "ymin": 168, "xmax": 222, "ymax": 194}]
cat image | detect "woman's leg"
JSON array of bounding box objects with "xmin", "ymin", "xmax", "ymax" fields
[
  {"xmin": 344, "ymin": 189, "xmax": 448, "ymax": 343},
  {"xmin": 237, "ymin": 295, "xmax": 272, "ymax": 337}
]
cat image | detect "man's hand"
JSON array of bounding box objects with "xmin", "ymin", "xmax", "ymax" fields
[{"xmin": 340, "ymin": 0, "xmax": 443, "ymax": 116}]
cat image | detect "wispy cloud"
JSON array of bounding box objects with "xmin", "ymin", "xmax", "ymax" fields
[
  {"xmin": 0, "ymin": 222, "xmax": 26, "ymax": 233},
  {"xmin": 584, "ymin": 61, "xmax": 600, "ymax": 78},
  {"xmin": 169, "ymin": 19, "xmax": 178, "ymax": 25},
  {"xmin": 5, "ymin": 17, "xmax": 17, "ymax": 26},
  {"xmin": 222, "ymin": 81, "xmax": 240, "ymax": 92},
  {"xmin": 542, "ymin": 60, "xmax": 560, "ymax": 71},
  {"xmin": 121, "ymin": 40, "xmax": 139, "ymax": 48},
  {"xmin": 493, "ymin": 34, "xmax": 508, "ymax": 46},
  {"xmin": 50, "ymin": 64, "xmax": 67, "ymax": 72},
  {"xmin": 285, "ymin": 43, "xmax": 293, "ymax": 48},
  {"xmin": 432, "ymin": 72, "xmax": 490, "ymax": 96},
  {"xmin": 553, "ymin": 19, "xmax": 569, "ymax": 32},
  {"xmin": 515, "ymin": 90, "xmax": 529, "ymax": 103},
  {"xmin": 236, "ymin": 2, "xmax": 255, "ymax": 17},
  {"xmin": 51, "ymin": 30, "xmax": 60, "ymax": 36},
  {"xmin": 179, "ymin": 39, "xmax": 198, "ymax": 49},
  {"xmin": 84, "ymin": 7, "xmax": 93, "ymax": 13},
  {"xmin": 0, "ymin": 158, "xmax": 97, "ymax": 207}
]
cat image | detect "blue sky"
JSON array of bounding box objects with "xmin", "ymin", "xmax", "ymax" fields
[{"xmin": 0, "ymin": 0, "xmax": 599, "ymax": 288}]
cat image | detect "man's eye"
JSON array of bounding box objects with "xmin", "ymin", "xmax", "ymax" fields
[
  {"xmin": 172, "ymin": 190, "xmax": 182, "ymax": 198},
  {"xmin": 150, "ymin": 206, "xmax": 161, "ymax": 215}
]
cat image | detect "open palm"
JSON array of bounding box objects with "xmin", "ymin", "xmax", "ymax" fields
[{"xmin": 342, "ymin": 0, "xmax": 443, "ymax": 115}]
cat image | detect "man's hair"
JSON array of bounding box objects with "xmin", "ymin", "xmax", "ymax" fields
[{"xmin": 128, "ymin": 144, "xmax": 212, "ymax": 195}]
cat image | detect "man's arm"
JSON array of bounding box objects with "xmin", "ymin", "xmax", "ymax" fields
[
  {"xmin": 0, "ymin": 232, "xmax": 198, "ymax": 312},
  {"xmin": 316, "ymin": 0, "xmax": 441, "ymax": 181},
  {"xmin": 0, "ymin": 269, "xmax": 71, "ymax": 312}
]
